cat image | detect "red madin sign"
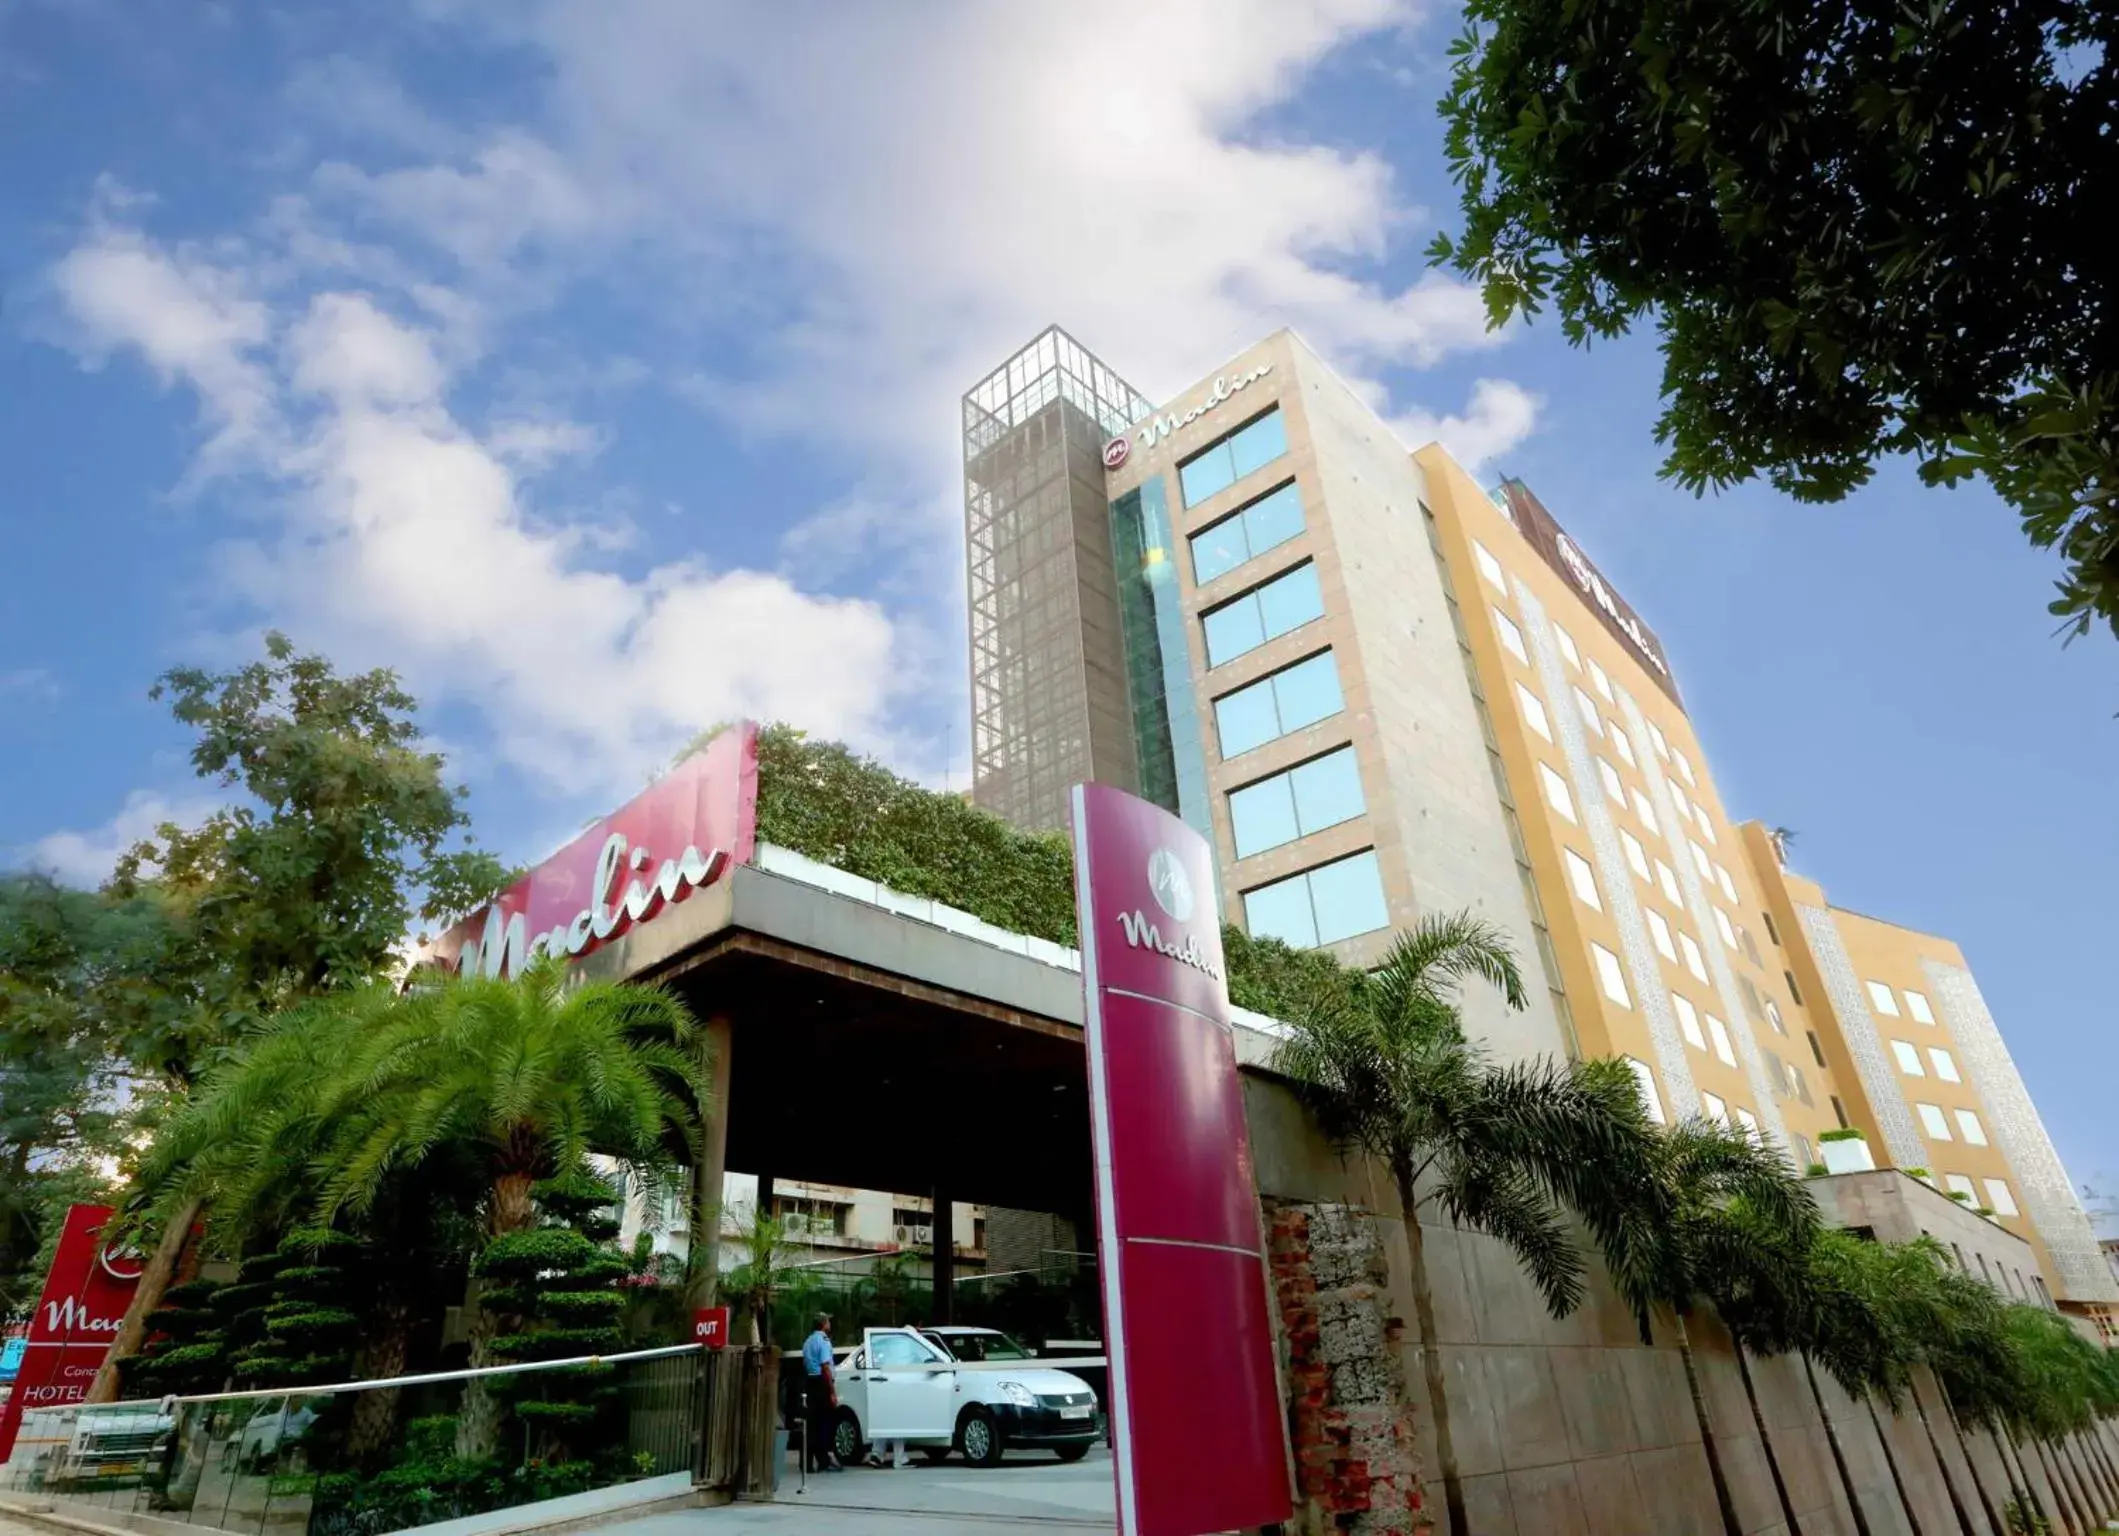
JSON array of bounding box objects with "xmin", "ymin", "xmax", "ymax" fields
[
  {"xmin": 1069, "ymin": 784, "xmax": 1291, "ymax": 1536},
  {"xmin": 0, "ymin": 1204, "xmax": 141, "ymax": 1462},
  {"xmin": 432, "ymin": 723, "xmax": 760, "ymax": 979}
]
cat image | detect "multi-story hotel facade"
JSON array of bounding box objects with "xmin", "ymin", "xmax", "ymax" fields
[{"xmin": 961, "ymin": 324, "xmax": 2119, "ymax": 1321}]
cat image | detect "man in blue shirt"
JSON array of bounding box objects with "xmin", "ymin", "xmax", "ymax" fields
[{"xmin": 802, "ymin": 1313, "xmax": 839, "ymax": 1471}]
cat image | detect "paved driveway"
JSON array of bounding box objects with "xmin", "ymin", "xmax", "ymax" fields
[{"xmin": 610, "ymin": 1446, "xmax": 1116, "ymax": 1534}]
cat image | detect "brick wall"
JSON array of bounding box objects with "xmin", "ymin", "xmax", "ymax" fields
[{"xmin": 1267, "ymin": 1197, "xmax": 1432, "ymax": 1533}]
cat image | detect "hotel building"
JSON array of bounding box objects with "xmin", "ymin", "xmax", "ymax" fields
[{"xmin": 960, "ymin": 324, "xmax": 2119, "ymax": 1319}]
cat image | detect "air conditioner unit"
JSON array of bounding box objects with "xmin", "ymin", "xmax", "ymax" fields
[{"xmin": 894, "ymin": 1224, "xmax": 934, "ymax": 1247}]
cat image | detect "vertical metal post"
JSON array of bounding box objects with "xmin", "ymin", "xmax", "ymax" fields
[{"xmin": 932, "ymin": 1186, "xmax": 954, "ymax": 1324}]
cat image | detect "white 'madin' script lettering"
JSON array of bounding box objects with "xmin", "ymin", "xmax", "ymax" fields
[
  {"xmin": 1134, "ymin": 363, "xmax": 1272, "ymax": 449},
  {"xmin": 44, "ymin": 1296, "xmax": 119, "ymax": 1336},
  {"xmin": 1555, "ymin": 535, "xmax": 1670, "ymax": 677},
  {"xmin": 1114, "ymin": 911, "xmax": 1224, "ymax": 981},
  {"xmin": 458, "ymin": 833, "xmax": 728, "ymax": 980}
]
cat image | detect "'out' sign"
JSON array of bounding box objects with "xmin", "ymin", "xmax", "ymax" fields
[{"xmin": 692, "ymin": 1306, "xmax": 731, "ymax": 1348}]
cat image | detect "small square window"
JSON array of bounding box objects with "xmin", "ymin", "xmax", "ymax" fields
[
  {"xmin": 1706, "ymin": 1014, "xmax": 1736, "ymax": 1067},
  {"xmin": 1647, "ymin": 910, "xmax": 1678, "ymax": 961},
  {"xmin": 1611, "ymin": 729, "xmax": 1636, "ymax": 768},
  {"xmin": 1625, "ymin": 1057, "xmax": 1664, "ymax": 1124},
  {"xmin": 1588, "ymin": 659, "xmax": 1613, "ymax": 702},
  {"xmin": 1956, "ymin": 1108, "xmax": 1988, "ymax": 1145},
  {"xmin": 1944, "ymin": 1173, "xmax": 1977, "ymax": 1203},
  {"xmin": 1679, "ymin": 932, "xmax": 1708, "ymax": 983},
  {"xmin": 1672, "ymin": 993, "xmax": 1706, "ymax": 1049},
  {"xmin": 1669, "ymin": 783, "xmax": 1693, "ymax": 823},
  {"xmin": 1673, "ymin": 748, "xmax": 1697, "ymax": 787},
  {"xmin": 1564, "ymin": 849, "xmax": 1601, "ymax": 910},
  {"xmin": 1701, "ymin": 1090, "xmax": 1727, "ymax": 1124},
  {"xmin": 1597, "ymin": 757, "xmax": 1625, "ymax": 804},
  {"xmin": 1592, "ymin": 943, "xmax": 1631, "ymax": 1007},
  {"xmin": 1713, "ymin": 908, "xmax": 1738, "ymax": 948},
  {"xmin": 1493, "ymin": 609, "xmax": 1528, "ymax": 663},
  {"xmin": 1918, "ymin": 1102, "xmax": 1953, "ymax": 1140},
  {"xmin": 1905, "ymin": 990, "xmax": 1936, "ymax": 1025},
  {"xmin": 1554, "ymin": 625, "xmax": 1581, "ymax": 669},
  {"xmin": 1574, "ymin": 687, "xmax": 1603, "ymax": 737},
  {"xmin": 1867, "ymin": 981, "xmax": 1901, "ymax": 1016},
  {"xmin": 1983, "ymin": 1178, "xmax": 2017, "ymax": 1217},
  {"xmin": 1690, "ymin": 841, "xmax": 1713, "ymax": 879},
  {"xmin": 1697, "ymin": 816, "xmax": 1717, "ymax": 847},
  {"xmin": 1648, "ymin": 722, "xmax": 1670, "ymax": 759},
  {"xmin": 1518, "ymin": 683, "xmax": 1553, "ymax": 742},
  {"xmin": 1540, "ymin": 764, "xmax": 1576, "ymax": 824},
  {"xmin": 1631, "ymin": 788, "xmax": 1659, "ymax": 833},
  {"xmin": 1473, "ymin": 541, "xmax": 1507, "ymax": 592},
  {"xmin": 1620, "ymin": 830, "xmax": 1650, "ymax": 881},
  {"xmin": 1891, "ymin": 1040, "xmax": 1925, "ymax": 1076},
  {"xmin": 1734, "ymin": 1107, "xmax": 1760, "ymax": 1143},
  {"xmin": 1715, "ymin": 863, "xmax": 1738, "ymax": 904},
  {"xmin": 1928, "ymin": 1047, "xmax": 1960, "ymax": 1082},
  {"xmin": 1655, "ymin": 860, "xmax": 1682, "ymax": 905}
]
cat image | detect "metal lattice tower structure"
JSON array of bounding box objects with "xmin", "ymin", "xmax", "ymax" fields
[{"xmin": 962, "ymin": 328, "xmax": 1155, "ymax": 832}]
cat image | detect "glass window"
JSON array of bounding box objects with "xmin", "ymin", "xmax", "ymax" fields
[
  {"xmin": 1701, "ymin": 1091, "xmax": 1728, "ymax": 1124},
  {"xmin": 1648, "ymin": 722, "xmax": 1670, "ymax": 759},
  {"xmin": 1927, "ymin": 1047, "xmax": 1960, "ymax": 1083},
  {"xmin": 1697, "ymin": 814, "xmax": 1717, "ymax": 847},
  {"xmin": 1734, "ymin": 1107, "xmax": 1761, "ymax": 1143},
  {"xmin": 1707, "ymin": 1015, "xmax": 1736, "ymax": 1066},
  {"xmin": 1944, "ymin": 1173, "xmax": 1977, "ymax": 1203},
  {"xmin": 1473, "ymin": 540, "xmax": 1507, "ymax": 592},
  {"xmin": 1228, "ymin": 748, "xmax": 1365, "ymax": 858},
  {"xmin": 1891, "ymin": 1040, "xmax": 1925, "ymax": 1076},
  {"xmin": 1905, "ymin": 989, "xmax": 1936, "ymax": 1025},
  {"xmin": 1540, "ymin": 764, "xmax": 1576, "ymax": 823},
  {"xmin": 1647, "ymin": 910, "xmax": 1677, "ymax": 961},
  {"xmin": 1690, "ymin": 841, "xmax": 1713, "ymax": 879},
  {"xmin": 1517, "ymin": 683, "xmax": 1553, "ymax": 742},
  {"xmin": 1554, "ymin": 625, "xmax": 1581, "ymax": 668},
  {"xmin": 1243, "ymin": 849, "xmax": 1389, "ymax": 949},
  {"xmin": 1563, "ymin": 848, "xmax": 1601, "ymax": 910},
  {"xmin": 1202, "ymin": 562, "xmax": 1323, "ymax": 666},
  {"xmin": 1626, "ymin": 1057, "xmax": 1664, "ymax": 1124},
  {"xmin": 1715, "ymin": 863, "xmax": 1738, "ymax": 904},
  {"xmin": 1493, "ymin": 608, "xmax": 1528, "ymax": 663},
  {"xmin": 1621, "ymin": 831, "xmax": 1650, "ymax": 881},
  {"xmin": 1189, "ymin": 481, "xmax": 1304, "ymax": 584},
  {"xmin": 1214, "ymin": 651, "xmax": 1344, "ymax": 758},
  {"xmin": 1574, "ymin": 687, "xmax": 1603, "ymax": 737},
  {"xmin": 1656, "ymin": 860, "xmax": 1682, "ymax": 905},
  {"xmin": 1669, "ymin": 782, "xmax": 1693, "ymax": 823},
  {"xmin": 1673, "ymin": 992, "xmax": 1706, "ymax": 1049},
  {"xmin": 1673, "ymin": 747, "xmax": 1697, "ymax": 786},
  {"xmin": 1984, "ymin": 1178, "xmax": 2018, "ymax": 1217},
  {"xmin": 1713, "ymin": 908, "xmax": 1738, "ymax": 948},
  {"xmin": 1867, "ymin": 981, "xmax": 1901, "ymax": 1016},
  {"xmin": 1597, "ymin": 757, "xmax": 1625, "ymax": 804},
  {"xmin": 1918, "ymin": 1102, "xmax": 1954, "ymax": 1140},
  {"xmin": 1589, "ymin": 658, "xmax": 1613, "ymax": 702},
  {"xmin": 1630, "ymin": 788, "xmax": 1659, "ymax": 833},
  {"xmin": 1956, "ymin": 1108, "xmax": 1988, "ymax": 1145},
  {"xmin": 1592, "ymin": 943, "xmax": 1631, "ymax": 1007},
  {"xmin": 1764, "ymin": 998, "xmax": 1786, "ymax": 1035},
  {"xmin": 1178, "ymin": 407, "xmax": 1287, "ymax": 505},
  {"xmin": 1679, "ymin": 932, "xmax": 1708, "ymax": 983},
  {"xmin": 1610, "ymin": 727, "xmax": 1636, "ymax": 767}
]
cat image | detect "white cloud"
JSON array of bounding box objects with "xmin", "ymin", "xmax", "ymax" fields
[
  {"xmin": 1393, "ymin": 378, "xmax": 1541, "ymax": 469},
  {"xmin": 0, "ymin": 668, "xmax": 61, "ymax": 702},
  {"xmin": 52, "ymin": 235, "xmax": 902, "ymax": 796},
  {"xmin": 26, "ymin": 790, "xmax": 222, "ymax": 888}
]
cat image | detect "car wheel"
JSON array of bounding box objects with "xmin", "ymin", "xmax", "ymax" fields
[
  {"xmin": 832, "ymin": 1410, "xmax": 864, "ymax": 1466},
  {"xmin": 958, "ymin": 1406, "xmax": 1003, "ymax": 1468},
  {"xmin": 1055, "ymin": 1444, "xmax": 1090, "ymax": 1463},
  {"xmin": 918, "ymin": 1446, "xmax": 952, "ymax": 1465}
]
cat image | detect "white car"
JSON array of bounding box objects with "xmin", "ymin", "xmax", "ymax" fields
[{"xmin": 830, "ymin": 1326, "xmax": 1100, "ymax": 1468}]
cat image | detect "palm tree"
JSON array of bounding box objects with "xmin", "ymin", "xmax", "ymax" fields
[
  {"xmin": 1588, "ymin": 1116, "xmax": 1820, "ymax": 1536},
  {"xmin": 1272, "ymin": 913, "xmax": 1664, "ymax": 1536},
  {"xmin": 303, "ymin": 957, "xmax": 709, "ymax": 1456}
]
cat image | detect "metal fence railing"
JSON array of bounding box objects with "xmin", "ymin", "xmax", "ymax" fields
[{"xmin": 0, "ymin": 1345, "xmax": 704, "ymax": 1536}]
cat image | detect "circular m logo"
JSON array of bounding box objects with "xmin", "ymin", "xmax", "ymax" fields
[
  {"xmin": 1146, "ymin": 847, "xmax": 1194, "ymax": 923},
  {"xmin": 1101, "ymin": 436, "xmax": 1131, "ymax": 471}
]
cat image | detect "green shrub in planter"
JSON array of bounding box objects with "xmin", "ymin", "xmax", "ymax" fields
[
  {"xmin": 1818, "ymin": 1128, "xmax": 1866, "ymax": 1143},
  {"xmin": 1806, "ymin": 1162, "xmax": 1829, "ymax": 1177}
]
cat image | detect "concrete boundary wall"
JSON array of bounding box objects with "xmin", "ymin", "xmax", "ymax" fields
[{"xmin": 1242, "ymin": 1072, "xmax": 2113, "ymax": 1536}]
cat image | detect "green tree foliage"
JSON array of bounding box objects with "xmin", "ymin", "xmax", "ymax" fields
[
  {"xmin": 1272, "ymin": 912, "xmax": 1662, "ymax": 1536},
  {"xmin": 1434, "ymin": 0, "xmax": 2119, "ymax": 640}
]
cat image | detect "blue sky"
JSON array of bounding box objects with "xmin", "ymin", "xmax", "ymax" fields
[{"xmin": 3, "ymin": 2, "xmax": 2113, "ymax": 1195}]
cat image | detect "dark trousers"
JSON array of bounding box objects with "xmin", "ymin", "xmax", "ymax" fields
[{"xmin": 804, "ymin": 1376, "xmax": 836, "ymax": 1468}]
